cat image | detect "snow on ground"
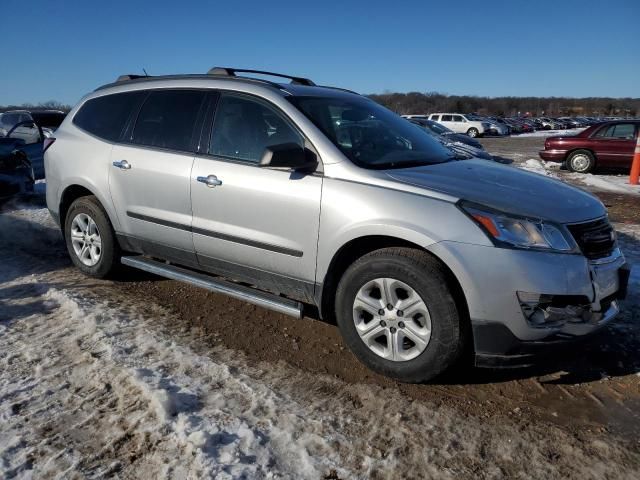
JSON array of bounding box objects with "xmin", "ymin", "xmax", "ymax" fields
[
  {"xmin": 515, "ymin": 157, "xmax": 640, "ymax": 196},
  {"xmin": 567, "ymin": 172, "xmax": 640, "ymax": 195},
  {"xmin": 1, "ymin": 201, "xmax": 640, "ymax": 479},
  {"xmin": 519, "ymin": 158, "xmax": 560, "ymax": 177}
]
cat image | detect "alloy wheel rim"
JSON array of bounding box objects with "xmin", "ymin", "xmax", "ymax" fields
[
  {"xmin": 70, "ymin": 213, "xmax": 102, "ymax": 266},
  {"xmin": 571, "ymin": 154, "xmax": 590, "ymax": 172},
  {"xmin": 352, "ymin": 277, "xmax": 432, "ymax": 362}
]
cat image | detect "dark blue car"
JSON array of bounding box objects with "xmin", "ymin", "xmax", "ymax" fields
[
  {"xmin": 0, "ymin": 135, "xmax": 36, "ymax": 202},
  {"xmin": 0, "ymin": 110, "xmax": 65, "ymax": 179}
]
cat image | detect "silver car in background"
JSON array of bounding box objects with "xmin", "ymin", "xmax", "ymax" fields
[{"xmin": 45, "ymin": 67, "xmax": 629, "ymax": 382}]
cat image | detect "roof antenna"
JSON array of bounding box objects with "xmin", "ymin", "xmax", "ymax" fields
[{"xmin": 142, "ymin": 68, "xmax": 149, "ymax": 77}]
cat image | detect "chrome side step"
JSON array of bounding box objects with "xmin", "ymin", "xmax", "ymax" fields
[{"xmin": 121, "ymin": 256, "xmax": 303, "ymax": 318}]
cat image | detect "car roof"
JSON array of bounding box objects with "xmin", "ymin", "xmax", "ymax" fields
[
  {"xmin": 30, "ymin": 110, "xmax": 66, "ymax": 114},
  {"xmin": 597, "ymin": 120, "xmax": 640, "ymax": 125},
  {"xmin": 1, "ymin": 109, "xmax": 65, "ymax": 115},
  {"xmin": 94, "ymin": 70, "xmax": 361, "ymax": 101}
]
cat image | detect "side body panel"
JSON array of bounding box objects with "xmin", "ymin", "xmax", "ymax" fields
[
  {"xmin": 108, "ymin": 144, "xmax": 195, "ymax": 255},
  {"xmin": 44, "ymin": 126, "xmax": 119, "ymax": 230},
  {"xmin": 191, "ymin": 158, "xmax": 322, "ymax": 300}
]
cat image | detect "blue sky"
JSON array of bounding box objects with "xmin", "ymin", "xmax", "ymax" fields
[{"xmin": 2, "ymin": 0, "xmax": 638, "ymax": 105}]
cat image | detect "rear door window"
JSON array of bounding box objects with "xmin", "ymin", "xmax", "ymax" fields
[
  {"xmin": 209, "ymin": 93, "xmax": 303, "ymax": 164},
  {"xmin": 595, "ymin": 123, "xmax": 636, "ymax": 139},
  {"xmin": 74, "ymin": 91, "xmax": 146, "ymax": 141},
  {"xmin": 430, "ymin": 115, "xmax": 440, "ymax": 121},
  {"xmin": 611, "ymin": 124, "xmax": 636, "ymax": 139},
  {"xmin": 441, "ymin": 115, "xmax": 453, "ymax": 122},
  {"xmin": 131, "ymin": 90, "xmax": 206, "ymax": 152}
]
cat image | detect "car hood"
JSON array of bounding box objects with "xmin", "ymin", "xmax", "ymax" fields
[{"xmin": 386, "ymin": 159, "xmax": 605, "ymax": 224}]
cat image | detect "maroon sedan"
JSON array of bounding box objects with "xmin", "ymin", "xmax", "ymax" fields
[{"xmin": 539, "ymin": 120, "xmax": 639, "ymax": 173}]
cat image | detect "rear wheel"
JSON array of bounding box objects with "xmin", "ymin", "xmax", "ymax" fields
[
  {"xmin": 466, "ymin": 127, "xmax": 479, "ymax": 138},
  {"xmin": 567, "ymin": 150, "xmax": 595, "ymax": 173},
  {"xmin": 65, "ymin": 196, "xmax": 119, "ymax": 278},
  {"xmin": 335, "ymin": 247, "xmax": 465, "ymax": 383}
]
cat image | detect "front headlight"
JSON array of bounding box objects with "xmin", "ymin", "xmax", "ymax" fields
[{"xmin": 460, "ymin": 203, "xmax": 575, "ymax": 252}]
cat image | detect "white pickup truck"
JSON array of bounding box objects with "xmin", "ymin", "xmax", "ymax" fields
[{"xmin": 428, "ymin": 113, "xmax": 490, "ymax": 138}]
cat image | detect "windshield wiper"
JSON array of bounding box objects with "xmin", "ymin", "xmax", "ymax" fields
[{"xmin": 372, "ymin": 158, "xmax": 453, "ymax": 170}]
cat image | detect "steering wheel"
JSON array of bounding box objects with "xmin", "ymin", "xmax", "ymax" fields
[{"xmin": 6, "ymin": 120, "xmax": 45, "ymax": 143}]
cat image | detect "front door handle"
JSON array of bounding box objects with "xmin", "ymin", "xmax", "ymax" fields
[
  {"xmin": 197, "ymin": 174, "xmax": 222, "ymax": 188},
  {"xmin": 113, "ymin": 160, "xmax": 131, "ymax": 170}
]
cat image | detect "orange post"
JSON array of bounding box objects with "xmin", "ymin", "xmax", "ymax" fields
[{"xmin": 631, "ymin": 133, "xmax": 640, "ymax": 185}]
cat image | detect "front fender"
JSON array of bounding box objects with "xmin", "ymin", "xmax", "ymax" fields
[{"xmin": 315, "ymin": 178, "xmax": 491, "ymax": 283}]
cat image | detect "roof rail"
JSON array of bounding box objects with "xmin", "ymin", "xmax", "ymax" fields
[
  {"xmin": 115, "ymin": 74, "xmax": 149, "ymax": 82},
  {"xmin": 318, "ymin": 85, "xmax": 359, "ymax": 95},
  {"xmin": 207, "ymin": 67, "xmax": 315, "ymax": 86}
]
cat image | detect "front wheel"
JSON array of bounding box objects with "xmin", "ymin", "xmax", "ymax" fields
[
  {"xmin": 335, "ymin": 247, "xmax": 465, "ymax": 383},
  {"xmin": 466, "ymin": 127, "xmax": 479, "ymax": 138},
  {"xmin": 65, "ymin": 196, "xmax": 120, "ymax": 278}
]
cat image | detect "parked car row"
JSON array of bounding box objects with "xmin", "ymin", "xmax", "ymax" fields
[
  {"xmin": 403, "ymin": 112, "xmax": 625, "ymax": 137},
  {"xmin": 405, "ymin": 118, "xmax": 494, "ymax": 160}
]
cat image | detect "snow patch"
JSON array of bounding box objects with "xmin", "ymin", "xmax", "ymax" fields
[
  {"xmin": 520, "ymin": 158, "xmax": 558, "ymax": 177},
  {"xmin": 568, "ymin": 173, "xmax": 640, "ymax": 195},
  {"xmin": 514, "ymin": 158, "xmax": 640, "ymax": 196}
]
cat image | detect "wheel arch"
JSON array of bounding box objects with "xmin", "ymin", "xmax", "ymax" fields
[
  {"xmin": 317, "ymin": 235, "xmax": 470, "ymax": 333},
  {"xmin": 59, "ymin": 181, "xmax": 118, "ymax": 237}
]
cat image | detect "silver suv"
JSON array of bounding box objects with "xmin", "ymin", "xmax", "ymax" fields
[{"xmin": 45, "ymin": 67, "xmax": 629, "ymax": 382}]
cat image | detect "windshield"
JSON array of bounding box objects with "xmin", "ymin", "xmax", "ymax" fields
[{"xmin": 288, "ymin": 95, "xmax": 453, "ymax": 169}]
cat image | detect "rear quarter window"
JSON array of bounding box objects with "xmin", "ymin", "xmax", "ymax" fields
[
  {"xmin": 130, "ymin": 89, "xmax": 206, "ymax": 152},
  {"xmin": 73, "ymin": 91, "xmax": 146, "ymax": 141}
]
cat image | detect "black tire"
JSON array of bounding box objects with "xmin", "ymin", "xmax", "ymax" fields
[
  {"xmin": 566, "ymin": 149, "xmax": 595, "ymax": 174},
  {"xmin": 466, "ymin": 127, "xmax": 479, "ymax": 138},
  {"xmin": 64, "ymin": 195, "xmax": 120, "ymax": 278},
  {"xmin": 335, "ymin": 247, "xmax": 465, "ymax": 383}
]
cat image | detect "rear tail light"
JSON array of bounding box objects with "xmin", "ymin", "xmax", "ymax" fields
[{"xmin": 43, "ymin": 137, "xmax": 56, "ymax": 152}]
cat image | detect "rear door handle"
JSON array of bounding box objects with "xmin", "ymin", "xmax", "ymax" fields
[
  {"xmin": 112, "ymin": 160, "xmax": 131, "ymax": 170},
  {"xmin": 197, "ymin": 174, "xmax": 222, "ymax": 188}
]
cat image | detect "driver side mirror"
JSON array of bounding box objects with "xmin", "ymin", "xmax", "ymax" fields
[{"xmin": 259, "ymin": 143, "xmax": 318, "ymax": 172}]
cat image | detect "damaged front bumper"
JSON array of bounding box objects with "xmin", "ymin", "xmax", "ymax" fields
[{"xmin": 474, "ymin": 250, "xmax": 629, "ymax": 368}]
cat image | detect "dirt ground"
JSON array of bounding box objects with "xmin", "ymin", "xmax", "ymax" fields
[{"xmin": 117, "ymin": 134, "xmax": 640, "ymax": 449}]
